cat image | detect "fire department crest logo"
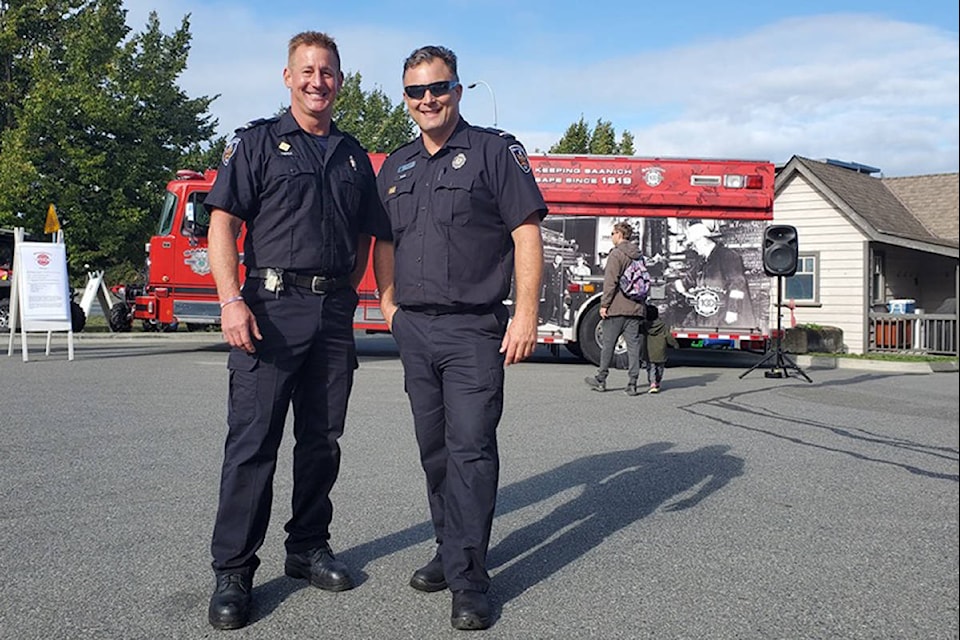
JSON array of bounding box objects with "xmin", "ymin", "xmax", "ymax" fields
[
  {"xmin": 642, "ymin": 167, "xmax": 664, "ymax": 187},
  {"xmin": 692, "ymin": 286, "xmax": 723, "ymax": 318},
  {"xmin": 508, "ymin": 144, "xmax": 531, "ymax": 173},
  {"xmin": 184, "ymin": 248, "xmax": 211, "ymax": 276},
  {"xmin": 222, "ymin": 137, "xmax": 240, "ymax": 166}
]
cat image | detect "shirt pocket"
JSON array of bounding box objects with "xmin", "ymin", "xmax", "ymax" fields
[
  {"xmin": 433, "ymin": 171, "xmax": 474, "ymax": 225},
  {"xmin": 278, "ymin": 157, "xmax": 321, "ymax": 214},
  {"xmin": 383, "ymin": 179, "xmax": 417, "ymax": 233},
  {"xmin": 331, "ymin": 164, "xmax": 362, "ymax": 213}
]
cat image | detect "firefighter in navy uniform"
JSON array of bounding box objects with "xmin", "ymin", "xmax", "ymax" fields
[
  {"xmin": 203, "ymin": 32, "xmax": 391, "ymax": 631},
  {"xmin": 375, "ymin": 45, "xmax": 546, "ymax": 631}
]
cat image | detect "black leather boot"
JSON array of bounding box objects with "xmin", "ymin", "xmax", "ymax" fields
[
  {"xmin": 285, "ymin": 546, "xmax": 355, "ymax": 591},
  {"xmin": 208, "ymin": 571, "xmax": 253, "ymax": 630},
  {"xmin": 451, "ymin": 589, "xmax": 491, "ymax": 630},
  {"xmin": 410, "ymin": 553, "xmax": 447, "ymax": 592}
]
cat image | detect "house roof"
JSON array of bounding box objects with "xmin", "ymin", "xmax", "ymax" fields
[
  {"xmin": 776, "ymin": 156, "xmax": 959, "ymax": 256},
  {"xmin": 882, "ymin": 173, "xmax": 959, "ymax": 243}
]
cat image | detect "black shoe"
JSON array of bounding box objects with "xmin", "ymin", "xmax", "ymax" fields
[
  {"xmin": 208, "ymin": 571, "xmax": 253, "ymax": 630},
  {"xmin": 451, "ymin": 589, "xmax": 491, "ymax": 630},
  {"xmin": 285, "ymin": 546, "xmax": 355, "ymax": 591},
  {"xmin": 584, "ymin": 375, "xmax": 606, "ymax": 392},
  {"xmin": 410, "ymin": 553, "xmax": 447, "ymax": 592},
  {"xmin": 625, "ymin": 383, "xmax": 640, "ymax": 396}
]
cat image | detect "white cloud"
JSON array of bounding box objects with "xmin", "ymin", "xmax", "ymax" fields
[{"xmin": 124, "ymin": 4, "xmax": 958, "ymax": 176}]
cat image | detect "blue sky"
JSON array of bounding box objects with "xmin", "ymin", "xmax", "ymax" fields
[{"xmin": 123, "ymin": 1, "xmax": 958, "ymax": 177}]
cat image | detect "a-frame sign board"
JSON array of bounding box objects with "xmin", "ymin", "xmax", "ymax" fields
[{"xmin": 6, "ymin": 227, "xmax": 75, "ymax": 361}]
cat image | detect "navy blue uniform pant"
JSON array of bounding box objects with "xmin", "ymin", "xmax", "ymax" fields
[
  {"xmin": 391, "ymin": 305, "xmax": 508, "ymax": 593},
  {"xmin": 211, "ymin": 284, "xmax": 358, "ymax": 573}
]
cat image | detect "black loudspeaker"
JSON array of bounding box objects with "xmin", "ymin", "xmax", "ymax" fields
[{"xmin": 763, "ymin": 225, "xmax": 799, "ymax": 277}]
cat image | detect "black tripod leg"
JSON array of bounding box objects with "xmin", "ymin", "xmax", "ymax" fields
[
  {"xmin": 777, "ymin": 351, "xmax": 813, "ymax": 383},
  {"xmin": 739, "ymin": 349, "xmax": 779, "ymax": 378}
]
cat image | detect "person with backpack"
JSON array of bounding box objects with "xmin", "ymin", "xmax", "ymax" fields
[{"xmin": 584, "ymin": 221, "xmax": 647, "ymax": 396}]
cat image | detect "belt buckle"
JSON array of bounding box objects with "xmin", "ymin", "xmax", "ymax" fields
[{"xmin": 310, "ymin": 275, "xmax": 327, "ymax": 294}]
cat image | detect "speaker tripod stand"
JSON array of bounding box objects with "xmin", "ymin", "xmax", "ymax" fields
[{"xmin": 740, "ymin": 275, "xmax": 812, "ymax": 382}]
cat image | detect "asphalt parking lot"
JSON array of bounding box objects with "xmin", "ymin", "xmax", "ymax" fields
[{"xmin": 1, "ymin": 332, "xmax": 957, "ymax": 639}]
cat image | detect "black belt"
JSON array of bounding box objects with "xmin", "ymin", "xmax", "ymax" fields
[
  {"xmin": 247, "ymin": 268, "xmax": 351, "ymax": 294},
  {"xmin": 401, "ymin": 304, "xmax": 498, "ymax": 316}
]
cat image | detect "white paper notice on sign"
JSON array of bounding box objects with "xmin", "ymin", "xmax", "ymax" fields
[{"xmin": 17, "ymin": 241, "xmax": 70, "ymax": 322}]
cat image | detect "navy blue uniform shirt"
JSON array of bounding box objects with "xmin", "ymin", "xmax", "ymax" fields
[
  {"xmin": 204, "ymin": 109, "xmax": 391, "ymax": 276},
  {"xmin": 377, "ymin": 118, "xmax": 547, "ymax": 308}
]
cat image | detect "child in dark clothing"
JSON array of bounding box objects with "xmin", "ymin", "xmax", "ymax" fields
[{"xmin": 644, "ymin": 305, "xmax": 679, "ymax": 393}]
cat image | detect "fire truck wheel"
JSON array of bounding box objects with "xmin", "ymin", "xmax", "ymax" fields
[
  {"xmin": 141, "ymin": 319, "xmax": 178, "ymax": 332},
  {"xmin": 577, "ymin": 304, "xmax": 603, "ymax": 367},
  {"xmin": 0, "ymin": 298, "xmax": 9, "ymax": 331},
  {"xmin": 564, "ymin": 341, "xmax": 583, "ymax": 359},
  {"xmin": 70, "ymin": 301, "xmax": 86, "ymax": 332},
  {"xmin": 108, "ymin": 302, "xmax": 133, "ymax": 332}
]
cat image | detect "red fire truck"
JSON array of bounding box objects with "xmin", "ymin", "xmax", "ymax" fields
[{"xmin": 111, "ymin": 153, "xmax": 775, "ymax": 366}]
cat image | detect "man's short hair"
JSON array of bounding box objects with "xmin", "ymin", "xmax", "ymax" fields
[
  {"xmin": 288, "ymin": 31, "xmax": 340, "ymax": 69},
  {"xmin": 613, "ymin": 221, "xmax": 633, "ymax": 241},
  {"xmin": 403, "ymin": 45, "xmax": 459, "ymax": 80}
]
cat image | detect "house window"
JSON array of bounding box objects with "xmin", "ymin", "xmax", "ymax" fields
[
  {"xmin": 871, "ymin": 250, "xmax": 885, "ymax": 305},
  {"xmin": 784, "ymin": 253, "xmax": 818, "ymax": 304}
]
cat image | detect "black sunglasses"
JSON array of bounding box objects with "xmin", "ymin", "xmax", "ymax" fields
[{"xmin": 404, "ymin": 80, "xmax": 460, "ymax": 100}]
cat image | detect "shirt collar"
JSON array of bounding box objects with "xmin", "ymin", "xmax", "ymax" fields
[
  {"xmin": 277, "ymin": 108, "xmax": 343, "ymax": 142},
  {"xmin": 414, "ymin": 117, "xmax": 472, "ymax": 159}
]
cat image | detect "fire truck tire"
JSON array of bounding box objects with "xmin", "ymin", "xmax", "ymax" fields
[
  {"xmin": 0, "ymin": 298, "xmax": 9, "ymax": 331},
  {"xmin": 70, "ymin": 301, "xmax": 86, "ymax": 332},
  {"xmin": 564, "ymin": 341, "xmax": 583, "ymax": 359},
  {"xmin": 577, "ymin": 304, "xmax": 603, "ymax": 367},
  {"xmin": 141, "ymin": 319, "xmax": 178, "ymax": 332},
  {"xmin": 108, "ymin": 302, "xmax": 133, "ymax": 332}
]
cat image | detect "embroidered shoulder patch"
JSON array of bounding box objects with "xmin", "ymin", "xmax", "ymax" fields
[
  {"xmin": 222, "ymin": 137, "xmax": 240, "ymax": 166},
  {"xmin": 508, "ymin": 144, "xmax": 531, "ymax": 173}
]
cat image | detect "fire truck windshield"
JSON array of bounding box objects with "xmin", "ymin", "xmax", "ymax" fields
[{"xmin": 157, "ymin": 192, "xmax": 178, "ymax": 235}]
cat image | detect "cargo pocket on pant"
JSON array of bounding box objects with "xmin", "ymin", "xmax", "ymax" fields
[{"xmin": 227, "ymin": 348, "xmax": 260, "ymax": 420}]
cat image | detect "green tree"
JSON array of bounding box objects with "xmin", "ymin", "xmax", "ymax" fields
[
  {"xmin": 550, "ymin": 116, "xmax": 635, "ymax": 155},
  {"xmin": 0, "ymin": 1, "xmax": 216, "ymax": 282},
  {"xmin": 619, "ymin": 130, "xmax": 635, "ymax": 155},
  {"xmin": 589, "ymin": 119, "xmax": 617, "ymax": 155},
  {"xmin": 332, "ymin": 71, "xmax": 413, "ymax": 152},
  {"xmin": 549, "ymin": 115, "xmax": 590, "ymax": 154},
  {"xmin": 179, "ymin": 135, "xmax": 228, "ymax": 172}
]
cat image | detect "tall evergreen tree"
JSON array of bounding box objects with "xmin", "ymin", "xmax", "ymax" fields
[
  {"xmin": 549, "ymin": 115, "xmax": 590, "ymax": 154},
  {"xmin": 589, "ymin": 119, "xmax": 618, "ymax": 155},
  {"xmin": 549, "ymin": 115, "xmax": 635, "ymax": 156},
  {"xmin": 619, "ymin": 130, "xmax": 636, "ymax": 155}
]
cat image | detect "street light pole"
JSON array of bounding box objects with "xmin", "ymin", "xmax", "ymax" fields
[{"xmin": 467, "ymin": 80, "xmax": 498, "ymax": 128}]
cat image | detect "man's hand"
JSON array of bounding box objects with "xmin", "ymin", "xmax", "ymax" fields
[
  {"xmin": 381, "ymin": 301, "xmax": 398, "ymax": 331},
  {"xmin": 500, "ymin": 310, "xmax": 537, "ymax": 365},
  {"xmin": 600, "ymin": 306, "xmax": 609, "ymax": 319},
  {"xmin": 220, "ymin": 301, "xmax": 262, "ymax": 353}
]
